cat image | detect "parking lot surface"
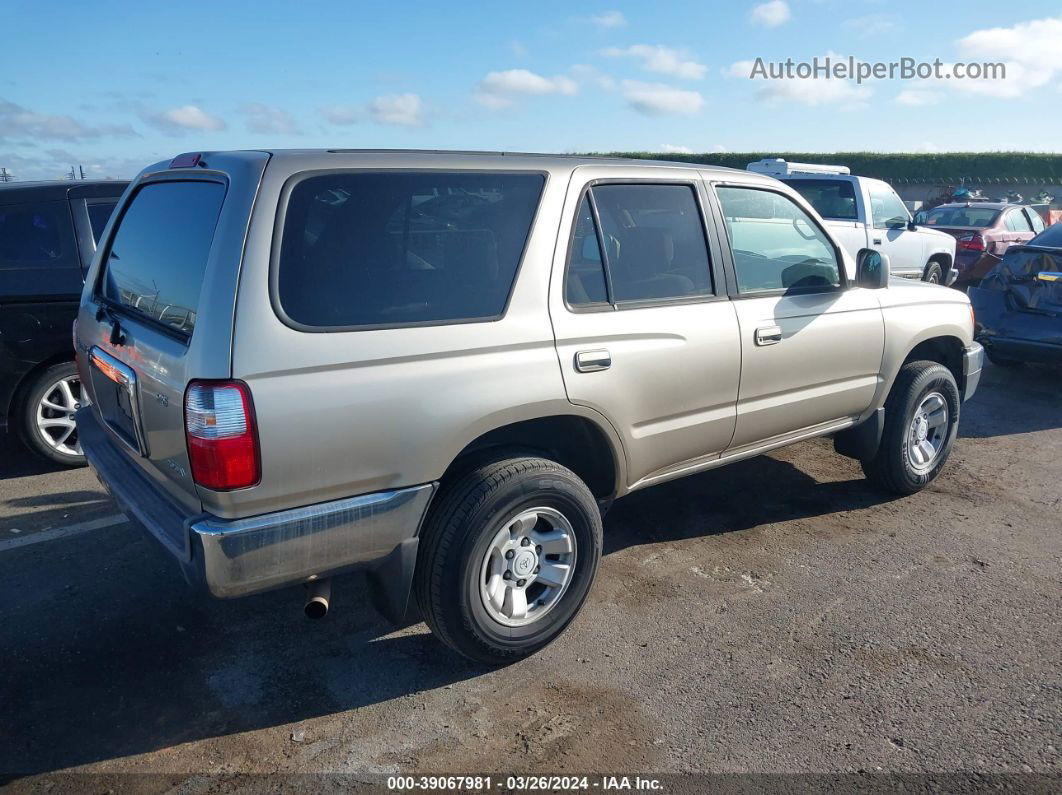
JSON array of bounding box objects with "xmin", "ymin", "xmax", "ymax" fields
[{"xmin": 1, "ymin": 362, "xmax": 1059, "ymax": 784}]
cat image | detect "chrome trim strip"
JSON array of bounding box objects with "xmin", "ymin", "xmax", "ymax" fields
[
  {"xmin": 190, "ymin": 483, "xmax": 436, "ymax": 598},
  {"xmin": 88, "ymin": 345, "xmax": 149, "ymax": 456}
]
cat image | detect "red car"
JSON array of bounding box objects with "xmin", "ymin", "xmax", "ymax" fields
[{"xmin": 919, "ymin": 202, "xmax": 1046, "ymax": 287}]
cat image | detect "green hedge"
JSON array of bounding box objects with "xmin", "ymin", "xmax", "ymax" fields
[{"xmin": 591, "ymin": 152, "xmax": 1062, "ymax": 183}]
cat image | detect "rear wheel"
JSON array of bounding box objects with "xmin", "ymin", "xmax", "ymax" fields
[
  {"xmin": 18, "ymin": 361, "xmax": 86, "ymax": 467},
  {"xmin": 923, "ymin": 261, "xmax": 943, "ymax": 284},
  {"xmin": 861, "ymin": 361, "xmax": 959, "ymax": 495},
  {"xmin": 414, "ymin": 455, "xmax": 602, "ymax": 665}
]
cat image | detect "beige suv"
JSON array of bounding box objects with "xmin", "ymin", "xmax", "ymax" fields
[{"xmin": 75, "ymin": 150, "xmax": 983, "ymax": 664}]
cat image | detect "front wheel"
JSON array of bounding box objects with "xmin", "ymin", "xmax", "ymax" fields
[
  {"xmin": 861, "ymin": 361, "xmax": 960, "ymax": 495},
  {"xmin": 414, "ymin": 456, "xmax": 603, "ymax": 665},
  {"xmin": 923, "ymin": 261, "xmax": 943, "ymax": 284}
]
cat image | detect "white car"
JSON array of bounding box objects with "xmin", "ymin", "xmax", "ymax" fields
[{"xmin": 748, "ymin": 159, "xmax": 957, "ymax": 285}]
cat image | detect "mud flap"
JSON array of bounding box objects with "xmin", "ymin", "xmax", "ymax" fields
[
  {"xmin": 834, "ymin": 407, "xmax": 884, "ymax": 461},
  {"xmin": 367, "ymin": 537, "xmax": 421, "ymax": 626}
]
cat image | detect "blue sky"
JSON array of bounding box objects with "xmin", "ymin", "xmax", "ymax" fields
[{"xmin": 1, "ymin": 0, "xmax": 1059, "ymax": 179}]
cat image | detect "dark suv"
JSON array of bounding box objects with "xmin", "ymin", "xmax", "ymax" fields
[{"xmin": 1, "ymin": 180, "xmax": 128, "ymax": 465}]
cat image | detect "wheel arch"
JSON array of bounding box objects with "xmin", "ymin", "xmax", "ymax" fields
[
  {"xmin": 6, "ymin": 352, "xmax": 76, "ymax": 427},
  {"xmin": 926, "ymin": 252, "xmax": 953, "ymax": 281},
  {"xmin": 441, "ymin": 412, "xmax": 627, "ymax": 502}
]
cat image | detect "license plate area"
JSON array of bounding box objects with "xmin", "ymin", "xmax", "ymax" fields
[{"xmin": 88, "ymin": 346, "xmax": 148, "ymax": 456}]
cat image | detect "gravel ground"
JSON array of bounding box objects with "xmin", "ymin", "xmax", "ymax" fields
[{"xmin": 1, "ymin": 361, "xmax": 1059, "ymax": 789}]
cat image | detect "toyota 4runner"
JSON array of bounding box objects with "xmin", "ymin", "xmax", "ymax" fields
[{"xmin": 75, "ymin": 150, "xmax": 983, "ymax": 664}]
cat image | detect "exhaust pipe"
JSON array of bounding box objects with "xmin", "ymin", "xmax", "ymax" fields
[{"xmin": 304, "ymin": 578, "xmax": 331, "ymax": 619}]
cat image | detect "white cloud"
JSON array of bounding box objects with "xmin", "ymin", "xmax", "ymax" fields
[
  {"xmin": 621, "ymin": 81, "xmax": 704, "ymax": 115},
  {"xmin": 320, "ymin": 105, "xmax": 360, "ymax": 125},
  {"xmin": 601, "ymin": 44, "xmax": 707, "ymax": 80},
  {"xmin": 659, "ymin": 144, "xmax": 693, "ymax": 154},
  {"xmin": 143, "ymin": 104, "xmax": 226, "ymax": 133},
  {"xmin": 368, "ymin": 93, "xmax": 425, "ymax": 127},
  {"xmin": 240, "ymin": 102, "xmax": 299, "ymax": 134},
  {"xmin": 475, "ymin": 69, "xmax": 578, "ymax": 109},
  {"xmin": 750, "ymin": 1, "xmax": 791, "ymax": 28},
  {"xmin": 571, "ymin": 64, "xmax": 617, "ymax": 91},
  {"xmin": 0, "ymin": 98, "xmax": 135, "ymax": 142},
  {"xmin": 0, "ymin": 148, "xmax": 149, "ymax": 181},
  {"xmin": 841, "ymin": 13, "xmax": 899, "ymax": 39},
  {"xmin": 951, "ymin": 16, "xmax": 1062, "ymax": 98},
  {"xmin": 895, "ymin": 89, "xmax": 940, "ymax": 106},
  {"xmin": 589, "ymin": 10, "xmax": 627, "ymax": 28}
]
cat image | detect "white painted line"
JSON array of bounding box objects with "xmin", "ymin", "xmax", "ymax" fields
[{"xmin": 0, "ymin": 513, "xmax": 128, "ymax": 552}]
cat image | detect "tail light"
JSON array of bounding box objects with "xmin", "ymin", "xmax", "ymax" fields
[
  {"xmin": 184, "ymin": 380, "xmax": 260, "ymax": 490},
  {"xmin": 958, "ymin": 234, "xmax": 986, "ymax": 252}
]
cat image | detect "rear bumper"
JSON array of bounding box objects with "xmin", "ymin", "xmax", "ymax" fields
[
  {"xmin": 77, "ymin": 407, "xmax": 436, "ymax": 606},
  {"xmin": 962, "ymin": 342, "xmax": 984, "ymax": 402}
]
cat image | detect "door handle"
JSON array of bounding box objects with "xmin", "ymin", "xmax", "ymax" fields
[
  {"xmin": 755, "ymin": 325, "xmax": 782, "ymax": 346},
  {"xmin": 872, "ymin": 238, "xmax": 882, "ymax": 245},
  {"xmin": 575, "ymin": 349, "xmax": 611, "ymax": 372}
]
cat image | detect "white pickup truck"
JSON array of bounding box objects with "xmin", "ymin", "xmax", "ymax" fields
[{"xmin": 748, "ymin": 159, "xmax": 958, "ymax": 285}]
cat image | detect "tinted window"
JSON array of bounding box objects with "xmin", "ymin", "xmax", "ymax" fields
[
  {"xmin": 1029, "ymin": 223, "xmax": 1062, "ymax": 248},
  {"xmin": 101, "ymin": 181, "xmax": 225, "ymax": 335},
  {"xmin": 589, "ymin": 184, "xmax": 711, "ymax": 302},
  {"xmin": 923, "ymin": 206, "xmax": 1000, "ymax": 228},
  {"xmin": 867, "ymin": 183, "xmax": 909, "ymax": 229},
  {"xmin": 277, "ymin": 171, "xmax": 544, "ymax": 328},
  {"xmin": 1026, "ymin": 208, "xmax": 1046, "ymax": 233},
  {"xmin": 87, "ymin": 201, "xmax": 118, "ymax": 245},
  {"xmin": 782, "ymin": 179, "xmax": 858, "ymax": 220},
  {"xmin": 0, "ymin": 200, "xmax": 75, "ymax": 267},
  {"xmin": 566, "ymin": 195, "xmax": 608, "ymax": 306},
  {"xmin": 717, "ymin": 186, "xmax": 841, "ymax": 294}
]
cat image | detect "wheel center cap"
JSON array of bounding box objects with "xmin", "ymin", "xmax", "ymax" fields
[
  {"xmin": 512, "ymin": 549, "xmax": 537, "ymax": 577},
  {"xmin": 916, "ymin": 419, "xmax": 928, "ymax": 441}
]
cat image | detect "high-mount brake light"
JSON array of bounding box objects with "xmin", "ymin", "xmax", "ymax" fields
[
  {"xmin": 184, "ymin": 380, "xmax": 260, "ymax": 490},
  {"xmin": 170, "ymin": 152, "xmax": 202, "ymax": 168}
]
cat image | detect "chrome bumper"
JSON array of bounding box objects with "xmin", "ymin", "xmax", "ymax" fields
[
  {"xmin": 962, "ymin": 342, "xmax": 984, "ymax": 402},
  {"xmin": 77, "ymin": 407, "xmax": 436, "ymax": 613},
  {"xmin": 192, "ymin": 484, "xmax": 435, "ymax": 598}
]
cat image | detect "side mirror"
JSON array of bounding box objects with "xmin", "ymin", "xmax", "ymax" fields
[
  {"xmin": 907, "ymin": 220, "xmax": 919, "ymax": 231},
  {"xmin": 1036, "ymin": 271, "xmax": 1061, "ymax": 283},
  {"xmin": 856, "ymin": 248, "xmax": 889, "ymax": 289}
]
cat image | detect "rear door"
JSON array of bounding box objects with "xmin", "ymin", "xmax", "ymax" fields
[
  {"xmin": 550, "ymin": 167, "xmax": 741, "ymax": 487},
  {"xmin": 76, "ymin": 153, "xmax": 269, "ymax": 515},
  {"xmin": 710, "ymin": 181, "xmax": 884, "ymax": 450}
]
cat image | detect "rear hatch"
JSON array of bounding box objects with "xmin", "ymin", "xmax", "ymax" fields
[{"xmin": 75, "ymin": 152, "xmax": 270, "ymax": 516}]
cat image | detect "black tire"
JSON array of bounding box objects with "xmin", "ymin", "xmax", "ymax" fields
[
  {"xmin": 923, "ymin": 261, "xmax": 943, "ymax": 284},
  {"xmin": 414, "ymin": 455, "xmax": 603, "ymax": 665},
  {"xmin": 17, "ymin": 361, "xmax": 86, "ymax": 468},
  {"xmin": 986, "ymin": 350, "xmax": 1024, "ymax": 368},
  {"xmin": 861, "ymin": 361, "xmax": 960, "ymax": 495}
]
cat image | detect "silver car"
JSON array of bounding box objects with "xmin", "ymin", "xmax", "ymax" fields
[{"xmin": 75, "ymin": 150, "xmax": 983, "ymax": 663}]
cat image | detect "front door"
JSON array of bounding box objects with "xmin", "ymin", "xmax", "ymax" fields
[
  {"xmin": 549, "ymin": 168, "xmax": 741, "ymax": 486},
  {"xmin": 866, "ymin": 181, "xmax": 924, "ymax": 278},
  {"xmin": 712, "ymin": 183, "xmax": 885, "ymax": 450}
]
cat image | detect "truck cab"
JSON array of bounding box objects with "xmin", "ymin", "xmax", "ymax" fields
[{"xmin": 747, "ymin": 159, "xmax": 957, "ymax": 285}]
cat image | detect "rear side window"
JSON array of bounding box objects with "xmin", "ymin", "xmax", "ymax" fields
[
  {"xmin": 782, "ymin": 179, "xmax": 858, "ymax": 220},
  {"xmin": 101, "ymin": 181, "xmax": 225, "ymax": 335},
  {"xmin": 276, "ymin": 171, "xmax": 545, "ymax": 329},
  {"xmin": 1026, "ymin": 208, "xmax": 1046, "ymax": 233},
  {"xmin": 565, "ymin": 183, "xmax": 712, "ymax": 307},
  {"xmin": 87, "ymin": 201, "xmax": 118, "ymax": 245},
  {"xmin": 1004, "ymin": 210, "xmax": 1032, "ymax": 233},
  {"xmin": 0, "ymin": 201, "xmax": 76, "ymax": 268}
]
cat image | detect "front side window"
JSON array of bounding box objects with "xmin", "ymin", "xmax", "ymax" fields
[
  {"xmin": 0, "ymin": 201, "xmax": 74, "ymax": 267},
  {"xmin": 101, "ymin": 181, "xmax": 225, "ymax": 335},
  {"xmin": 565, "ymin": 183, "xmax": 712, "ymax": 307},
  {"xmin": 782, "ymin": 179, "xmax": 858, "ymax": 220},
  {"xmin": 716, "ymin": 186, "xmax": 841, "ymax": 294},
  {"xmin": 277, "ymin": 171, "xmax": 545, "ymax": 328},
  {"xmin": 868, "ymin": 183, "xmax": 910, "ymax": 230}
]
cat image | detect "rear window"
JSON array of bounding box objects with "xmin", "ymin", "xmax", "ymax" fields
[
  {"xmin": 100, "ymin": 181, "xmax": 225, "ymax": 335},
  {"xmin": 781, "ymin": 179, "xmax": 858, "ymax": 220},
  {"xmin": 276, "ymin": 171, "xmax": 545, "ymax": 329},
  {"xmin": 923, "ymin": 206, "xmax": 1000, "ymax": 228}
]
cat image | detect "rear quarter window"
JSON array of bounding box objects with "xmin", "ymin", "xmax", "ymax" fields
[
  {"xmin": 0, "ymin": 200, "xmax": 76, "ymax": 268},
  {"xmin": 100, "ymin": 180, "xmax": 225, "ymax": 336},
  {"xmin": 275, "ymin": 171, "xmax": 545, "ymax": 329}
]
